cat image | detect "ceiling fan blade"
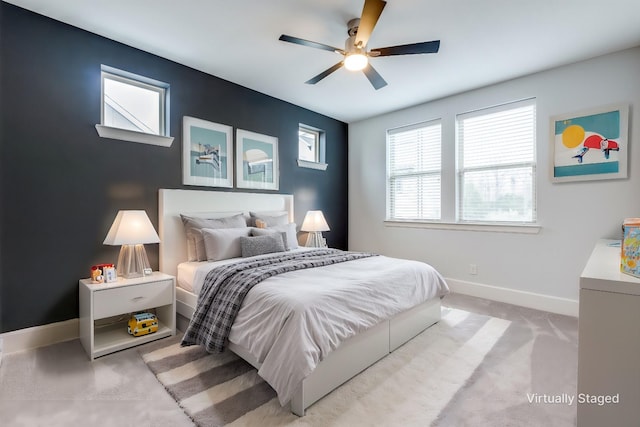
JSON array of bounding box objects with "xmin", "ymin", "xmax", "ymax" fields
[
  {"xmin": 355, "ymin": 0, "xmax": 387, "ymax": 48},
  {"xmin": 362, "ymin": 63, "xmax": 387, "ymax": 90},
  {"xmin": 305, "ymin": 62, "xmax": 344, "ymax": 85},
  {"xmin": 279, "ymin": 34, "xmax": 344, "ymax": 54},
  {"xmin": 370, "ymin": 40, "xmax": 440, "ymax": 57}
]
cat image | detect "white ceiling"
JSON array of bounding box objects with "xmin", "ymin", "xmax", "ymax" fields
[{"xmin": 5, "ymin": 0, "xmax": 640, "ymax": 123}]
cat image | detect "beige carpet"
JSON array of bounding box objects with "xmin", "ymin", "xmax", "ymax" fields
[{"xmin": 140, "ymin": 307, "xmax": 513, "ymax": 426}]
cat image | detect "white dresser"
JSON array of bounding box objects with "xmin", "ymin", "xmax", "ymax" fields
[{"xmin": 577, "ymin": 239, "xmax": 640, "ymax": 426}]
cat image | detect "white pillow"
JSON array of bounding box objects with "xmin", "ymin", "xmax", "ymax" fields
[
  {"xmin": 270, "ymin": 223, "xmax": 298, "ymax": 250},
  {"xmin": 201, "ymin": 227, "xmax": 251, "ymax": 261},
  {"xmin": 181, "ymin": 213, "xmax": 246, "ymax": 261}
]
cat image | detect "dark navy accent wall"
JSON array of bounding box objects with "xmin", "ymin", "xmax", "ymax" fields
[{"xmin": 0, "ymin": 3, "xmax": 348, "ymax": 332}]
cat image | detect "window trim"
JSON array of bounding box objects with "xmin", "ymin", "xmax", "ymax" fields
[
  {"xmin": 386, "ymin": 118, "xmax": 442, "ymax": 221},
  {"xmin": 455, "ymin": 98, "xmax": 537, "ymax": 225},
  {"xmin": 297, "ymin": 124, "xmax": 328, "ymax": 170},
  {"xmin": 383, "ymin": 219, "xmax": 541, "ymax": 234},
  {"xmin": 383, "ymin": 99, "xmax": 540, "ymax": 232},
  {"xmin": 94, "ymin": 124, "xmax": 174, "ymax": 147},
  {"xmin": 96, "ymin": 65, "xmax": 174, "ymax": 147}
]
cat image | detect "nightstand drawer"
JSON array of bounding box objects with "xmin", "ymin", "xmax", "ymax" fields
[{"xmin": 93, "ymin": 280, "xmax": 173, "ymax": 319}]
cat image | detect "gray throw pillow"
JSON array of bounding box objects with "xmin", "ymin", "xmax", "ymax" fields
[
  {"xmin": 201, "ymin": 227, "xmax": 252, "ymax": 261},
  {"xmin": 251, "ymin": 227, "xmax": 289, "ymax": 250},
  {"xmin": 240, "ymin": 235, "xmax": 286, "ymax": 258},
  {"xmin": 181, "ymin": 213, "xmax": 246, "ymax": 261}
]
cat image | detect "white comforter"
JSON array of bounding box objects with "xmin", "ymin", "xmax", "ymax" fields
[{"xmin": 189, "ymin": 252, "xmax": 449, "ymax": 405}]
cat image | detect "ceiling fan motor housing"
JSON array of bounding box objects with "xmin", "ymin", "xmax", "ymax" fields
[
  {"xmin": 347, "ymin": 18, "xmax": 360, "ymax": 37},
  {"xmin": 346, "ymin": 18, "xmax": 368, "ymax": 53},
  {"xmin": 345, "ymin": 35, "xmax": 366, "ymax": 55}
]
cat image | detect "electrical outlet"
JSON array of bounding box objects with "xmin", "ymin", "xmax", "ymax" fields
[{"xmin": 469, "ymin": 264, "xmax": 478, "ymax": 275}]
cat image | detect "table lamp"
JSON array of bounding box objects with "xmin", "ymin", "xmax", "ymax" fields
[
  {"xmin": 103, "ymin": 210, "xmax": 160, "ymax": 279},
  {"xmin": 301, "ymin": 210, "xmax": 330, "ymax": 247}
]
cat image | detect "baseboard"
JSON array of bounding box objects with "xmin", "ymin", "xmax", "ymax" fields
[
  {"xmin": 0, "ymin": 318, "xmax": 79, "ymax": 355},
  {"xmin": 446, "ymin": 278, "xmax": 579, "ymax": 317},
  {"xmin": 0, "ymin": 280, "xmax": 578, "ymax": 355}
]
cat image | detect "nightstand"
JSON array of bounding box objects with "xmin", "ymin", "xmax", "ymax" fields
[{"xmin": 79, "ymin": 272, "xmax": 176, "ymax": 360}]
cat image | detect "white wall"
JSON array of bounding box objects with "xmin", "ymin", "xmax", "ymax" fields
[{"xmin": 349, "ymin": 47, "xmax": 640, "ymax": 315}]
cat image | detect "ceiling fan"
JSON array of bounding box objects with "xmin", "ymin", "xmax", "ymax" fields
[{"xmin": 279, "ymin": 0, "xmax": 440, "ymax": 90}]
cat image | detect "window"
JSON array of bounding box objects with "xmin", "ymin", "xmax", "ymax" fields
[
  {"xmin": 299, "ymin": 127, "xmax": 320, "ymax": 163},
  {"xmin": 456, "ymin": 99, "xmax": 536, "ymax": 223},
  {"xmin": 96, "ymin": 65, "xmax": 173, "ymax": 147},
  {"xmin": 297, "ymin": 124, "xmax": 327, "ymax": 170},
  {"xmin": 387, "ymin": 120, "xmax": 442, "ymax": 221}
]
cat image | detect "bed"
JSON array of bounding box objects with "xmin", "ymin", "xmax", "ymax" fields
[{"xmin": 158, "ymin": 188, "xmax": 449, "ymax": 416}]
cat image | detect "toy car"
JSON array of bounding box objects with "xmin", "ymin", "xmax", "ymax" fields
[{"xmin": 127, "ymin": 312, "xmax": 158, "ymax": 337}]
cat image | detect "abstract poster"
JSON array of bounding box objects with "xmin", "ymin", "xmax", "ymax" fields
[{"xmin": 551, "ymin": 104, "xmax": 628, "ymax": 182}]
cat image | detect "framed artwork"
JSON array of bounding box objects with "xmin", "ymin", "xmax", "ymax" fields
[
  {"xmin": 551, "ymin": 104, "xmax": 628, "ymax": 182},
  {"xmin": 236, "ymin": 129, "xmax": 279, "ymax": 190},
  {"xmin": 182, "ymin": 116, "xmax": 233, "ymax": 188}
]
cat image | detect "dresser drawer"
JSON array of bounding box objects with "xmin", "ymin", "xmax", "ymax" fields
[{"xmin": 93, "ymin": 279, "xmax": 173, "ymax": 319}]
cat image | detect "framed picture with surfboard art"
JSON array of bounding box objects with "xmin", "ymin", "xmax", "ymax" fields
[
  {"xmin": 182, "ymin": 116, "xmax": 234, "ymax": 188},
  {"xmin": 550, "ymin": 104, "xmax": 628, "ymax": 183},
  {"xmin": 235, "ymin": 129, "xmax": 279, "ymax": 190}
]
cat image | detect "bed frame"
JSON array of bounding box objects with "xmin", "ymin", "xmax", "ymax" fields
[{"xmin": 158, "ymin": 188, "xmax": 441, "ymax": 416}]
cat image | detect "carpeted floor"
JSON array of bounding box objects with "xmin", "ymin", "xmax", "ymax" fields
[
  {"xmin": 433, "ymin": 295, "xmax": 578, "ymax": 427},
  {"xmin": 139, "ymin": 294, "xmax": 578, "ymax": 426},
  {"xmin": 0, "ymin": 293, "xmax": 578, "ymax": 426}
]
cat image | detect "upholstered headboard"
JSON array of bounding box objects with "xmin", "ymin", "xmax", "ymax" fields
[{"xmin": 158, "ymin": 189, "xmax": 294, "ymax": 278}]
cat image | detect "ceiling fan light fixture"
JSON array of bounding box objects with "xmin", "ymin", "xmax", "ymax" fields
[
  {"xmin": 279, "ymin": 0, "xmax": 439, "ymax": 89},
  {"xmin": 344, "ymin": 53, "xmax": 368, "ymax": 71}
]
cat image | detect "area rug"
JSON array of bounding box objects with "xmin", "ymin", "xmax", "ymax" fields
[{"xmin": 139, "ymin": 308, "xmax": 510, "ymax": 426}]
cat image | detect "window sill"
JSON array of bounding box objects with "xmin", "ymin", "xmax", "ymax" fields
[
  {"xmin": 384, "ymin": 220, "xmax": 541, "ymax": 234},
  {"xmin": 297, "ymin": 159, "xmax": 328, "ymax": 171},
  {"xmin": 95, "ymin": 125, "xmax": 174, "ymax": 147}
]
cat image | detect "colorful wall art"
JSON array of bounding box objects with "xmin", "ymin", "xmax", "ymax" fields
[{"xmin": 551, "ymin": 104, "xmax": 628, "ymax": 182}]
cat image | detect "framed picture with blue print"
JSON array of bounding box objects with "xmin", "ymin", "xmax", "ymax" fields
[
  {"xmin": 235, "ymin": 129, "xmax": 279, "ymax": 190},
  {"xmin": 182, "ymin": 116, "xmax": 233, "ymax": 188}
]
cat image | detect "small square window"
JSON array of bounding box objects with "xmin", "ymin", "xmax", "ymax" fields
[
  {"xmin": 101, "ymin": 67, "xmax": 168, "ymax": 136},
  {"xmin": 298, "ymin": 124, "xmax": 327, "ymax": 170},
  {"xmin": 96, "ymin": 65, "xmax": 173, "ymax": 147},
  {"xmin": 299, "ymin": 127, "xmax": 320, "ymax": 163}
]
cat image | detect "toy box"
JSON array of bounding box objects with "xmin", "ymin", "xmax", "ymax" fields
[{"xmin": 621, "ymin": 218, "xmax": 640, "ymax": 277}]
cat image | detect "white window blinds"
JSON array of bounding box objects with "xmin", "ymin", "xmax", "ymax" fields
[
  {"xmin": 387, "ymin": 120, "xmax": 442, "ymax": 220},
  {"xmin": 456, "ymin": 99, "xmax": 536, "ymax": 223}
]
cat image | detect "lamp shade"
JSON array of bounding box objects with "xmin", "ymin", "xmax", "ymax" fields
[
  {"xmin": 301, "ymin": 210, "xmax": 330, "ymax": 232},
  {"xmin": 103, "ymin": 210, "xmax": 160, "ymax": 245}
]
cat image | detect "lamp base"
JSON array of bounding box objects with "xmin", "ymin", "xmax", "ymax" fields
[
  {"xmin": 305, "ymin": 231, "xmax": 326, "ymax": 248},
  {"xmin": 117, "ymin": 244, "xmax": 152, "ymax": 279}
]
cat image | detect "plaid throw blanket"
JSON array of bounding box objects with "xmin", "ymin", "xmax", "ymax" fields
[{"xmin": 181, "ymin": 249, "xmax": 377, "ymax": 353}]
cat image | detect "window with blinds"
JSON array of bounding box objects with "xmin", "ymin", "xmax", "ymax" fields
[
  {"xmin": 456, "ymin": 99, "xmax": 536, "ymax": 223},
  {"xmin": 387, "ymin": 120, "xmax": 442, "ymax": 221}
]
